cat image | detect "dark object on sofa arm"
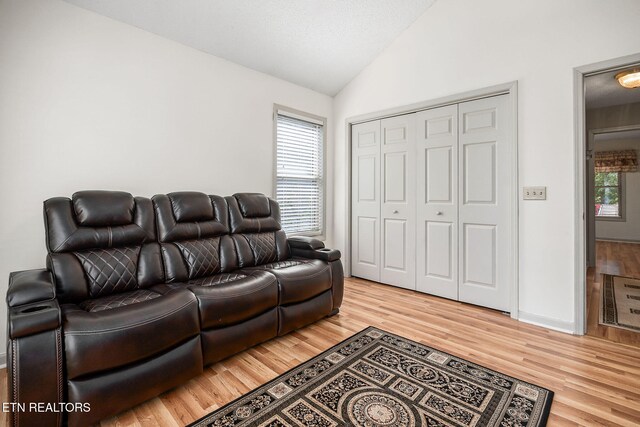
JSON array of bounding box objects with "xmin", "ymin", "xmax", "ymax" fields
[
  {"xmin": 6, "ymin": 191, "xmax": 344, "ymax": 427},
  {"xmin": 289, "ymin": 236, "xmax": 342, "ymax": 262}
]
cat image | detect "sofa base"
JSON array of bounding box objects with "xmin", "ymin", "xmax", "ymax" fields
[
  {"xmin": 7, "ymin": 328, "xmax": 63, "ymax": 427},
  {"xmin": 202, "ymin": 308, "xmax": 278, "ymax": 366},
  {"xmin": 329, "ymin": 260, "xmax": 344, "ymax": 310},
  {"xmin": 278, "ymin": 290, "xmax": 333, "ymax": 336},
  {"xmin": 67, "ymin": 336, "xmax": 203, "ymax": 427}
]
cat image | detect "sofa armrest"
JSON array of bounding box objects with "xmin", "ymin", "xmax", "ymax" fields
[
  {"xmin": 6, "ymin": 271, "xmax": 63, "ymax": 427},
  {"xmin": 293, "ymin": 248, "xmax": 341, "ymax": 262},
  {"xmin": 288, "ymin": 236, "xmax": 325, "ymax": 250},
  {"xmin": 7, "ymin": 269, "xmax": 56, "ymax": 307},
  {"xmin": 288, "ymin": 238, "xmax": 341, "ymax": 262},
  {"xmin": 8, "ymin": 300, "xmax": 61, "ymax": 339},
  {"xmin": 7, "ymin": 269, "xmax": 60, "ymax": 339}
]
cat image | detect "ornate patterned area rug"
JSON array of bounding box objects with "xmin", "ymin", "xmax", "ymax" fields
[
  {"xmin": 600, "ymin": 274, "xmax": 640, "ymax": 332},
  {"xmin": 189, "ymin": 327, "xmax": 553, "ymax": 427}
]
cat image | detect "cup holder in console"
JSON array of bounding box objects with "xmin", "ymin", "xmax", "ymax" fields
[{"xmin": 21, "ymin": 305, "xmax": 50, "ymax": 313}]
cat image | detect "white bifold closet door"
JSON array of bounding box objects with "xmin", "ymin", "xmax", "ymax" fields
[
  {"xmin": 380, "ymin": 115, "xmax": 416, "ymax": 290},
  {"xmin": 351, "ymin": 115, "xmax": 416, "ymax": 289},
  {"xmin": 416, "ymin": 104, "xmax": 459, "ymax": 300},
  {"xmin": 351, "ymin": 120, "xmax": 382, "ymax": 281},
  {"xmin": 352, "ymin": 94, "xmax": 512, "ymax": 312},
  {"xmin": 416, "ymin": 95, "xmax": 512, "ymax": 312},
  {"xmin": 457, "ymin": 95, "xmax": 512, "ymax": 312}
]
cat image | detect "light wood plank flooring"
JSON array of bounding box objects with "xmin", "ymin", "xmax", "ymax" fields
[
  {"xmin": 1, "ymin": 276, "xmax": 639, "ymax": 426},
  {"xmin": 587, "ymin": 240, "xmax": 640, "ymax": 346}
]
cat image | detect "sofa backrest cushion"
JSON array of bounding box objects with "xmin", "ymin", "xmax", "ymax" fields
[
  {"xmin": 227, "ymin": 193, "xmax": 280, "ymax": 234},
  {"xmin": 235, "ymin": 193, "xmax": 271, "ymax": 218},
  {"xmin": 153, "ymin": 192, "xmax": 234, "ymax": 282},
  {"xmin": 167, "ymin": 191, "xmax": 215, "ymax": 223},
  {"xmin": 44, "ymin": 191, "xmax": 162, "ymax": 303},
  {"xmin": 226, "ymin": 193, "xmax": 289, "ymax": 268},
  {"xmin": 72, "ymin": 191, "xmax": 135, "ymax": 226}
]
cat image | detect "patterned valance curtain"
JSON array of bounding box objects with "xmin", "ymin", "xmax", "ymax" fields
[{"xmin": 594, "ymin": 150, "xmax": 638, "ymax": 173}]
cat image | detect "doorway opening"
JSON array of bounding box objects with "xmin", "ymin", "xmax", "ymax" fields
[{"xmin": 575, "ymin": 54, "xmax": 640, "ymax": 345}]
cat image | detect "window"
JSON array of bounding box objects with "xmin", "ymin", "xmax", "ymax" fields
[
  {"xmin": 595, "ymin": 171, "xmax": 622, "ymax": 218},
  {"xmin": 275, "ymin": 107, "xmax": 325, "ymax": 236}
]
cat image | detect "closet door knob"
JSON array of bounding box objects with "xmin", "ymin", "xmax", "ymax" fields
[
  {"xmin": 436, "ymin": 211, "xmax": 443, "ymax": 215},
  {"xmin": 393, "ymin": 210, "xmax": 399, "ymax": 214}
]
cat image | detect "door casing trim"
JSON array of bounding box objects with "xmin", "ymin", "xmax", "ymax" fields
[{"xmin": 573, "ymin": 53, "xmax": 640, "ymax": 335}]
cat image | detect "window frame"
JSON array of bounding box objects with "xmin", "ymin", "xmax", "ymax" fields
[
  {"xmin": 273, "ymin": 104, "xmax": 327, "ymax": 238},
  {"xmin": 594, "ymin": 171, "xmax": 626, "ymax": 222}
]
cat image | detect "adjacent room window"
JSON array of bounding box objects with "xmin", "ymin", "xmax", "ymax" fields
[
  {"xmin": 594, "ymin": 171, "xmax": 622, "ymax": 218},
  {"xmin": 275, "ymin": 108, "xmax": 325, "ymax": 236}
]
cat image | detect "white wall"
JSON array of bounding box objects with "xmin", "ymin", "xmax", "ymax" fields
[
  {"xmin": 593, "ymin": 139, "xmax": 640, "ymax": 241},
  {"xmin": 332, "ymin": 0, "xmax": 640, "ymax": 331},
  {"xmin": 0, "ymin": 0, "xmax": 333, "ymax": 361}
]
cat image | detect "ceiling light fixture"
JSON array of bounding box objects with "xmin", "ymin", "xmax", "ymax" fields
[{"xmin": 615, "ymin": 69, "xmax": 640, "ymax": 89}]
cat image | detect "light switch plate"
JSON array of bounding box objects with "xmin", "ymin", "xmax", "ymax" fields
[{"xmin": 523, "ymin": 186, "xmax": 546, "ymax": 200}]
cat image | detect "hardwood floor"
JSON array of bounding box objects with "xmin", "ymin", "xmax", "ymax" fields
[
  {"xmin": 1, "ymin": 276, "xmax": 640, "ymax": 426},
  {"xmin": 587, "ymin": 240, "xmax": 640, "ymax": 346}
]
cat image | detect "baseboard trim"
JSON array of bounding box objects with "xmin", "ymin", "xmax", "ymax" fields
[
  {"xmin": 518, "ymin": 311, "xmax": 576, "ymax": 334},
  {"xmin": 596, "ymin": 238, "xmax": 640, "ymax": 244},
  {"xmin": 0, "ymin": 352, "xmax": 6, "ymax": 369}
]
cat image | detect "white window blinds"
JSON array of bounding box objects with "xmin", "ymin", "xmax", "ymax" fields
[{"xmin": 276, "ymin": 112, "xmax": 324, "ymax": 235}]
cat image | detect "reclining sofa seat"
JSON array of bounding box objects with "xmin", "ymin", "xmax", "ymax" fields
[
  {"xmin": 226, "ymin": 193, "xmax": 342, "ymax": 335},
  {"xmin": 44, "ymin": 191, "xmax": 203, "ymax": 427},
  {"xmin": 152, "ymin": 192, "xmax": 279, "ymax": 365}
]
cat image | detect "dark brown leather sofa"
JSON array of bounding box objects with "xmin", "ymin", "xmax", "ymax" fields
[{"xmin": 6, "ymin": 191, "xmax": 343, "ymax": 427}]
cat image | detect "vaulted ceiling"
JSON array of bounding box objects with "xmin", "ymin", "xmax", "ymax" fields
[{"xmin": 63, "ymin": 0, "xmax": 437, "ymax": 96}]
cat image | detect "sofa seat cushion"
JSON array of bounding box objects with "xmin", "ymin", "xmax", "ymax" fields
[
  {"xmin": 181, "ymin": 270, "xmax": 278, "ymax": 329},
  {"xmin": 189, "ymin": 273, "xmax": 247, "ymax": 287},
  {"xmin": 254, "ymin": 259, "xmax": 311, "ymax": 270},
  {"xmin": 62, "ymin": 288, "xmax": 199, "ymax": 380},
  {"xmin": 79, "ymin": 289, "xmax": 161, "ymax": 312},
  {"xmin": 243, "ymin": 259, "xmax": 332, "ymax": 305}
]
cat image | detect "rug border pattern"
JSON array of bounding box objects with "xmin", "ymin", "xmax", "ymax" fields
[{"xmin": 600, "ymin": 273, "xmax": 640, "ymax": 332}]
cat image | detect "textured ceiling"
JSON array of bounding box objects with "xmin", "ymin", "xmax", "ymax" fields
[
  {"xmin": 62, "ymin": 0, "xmax": 437, "ymax": 95},
  {"xmin": 585, "ymin": 67, "xmax": 640, "ymax": 109}
]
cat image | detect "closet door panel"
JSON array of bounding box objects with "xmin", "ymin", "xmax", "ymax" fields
[
  {"xmin": 383, "ymin": 218, "xmax": 407, "ymax": 270},
  {"xmin": 384, "ymin": 152, "xmax": 407, "ymax": 202},
  {"xmin": 416, "ymin": 105, "xmax": 459, "ymax": 299},
  {"xmin": 463, "ymin": 142, "xmax": 496, "ymax": 204},
  {"xmin": 426, "ymin": 221, "xmax": 453, "ymax": 279},
  {"xmin": 351, "ymin": 121, "xmax": 381, "ymax": 281},
  {"xmin": 463, "ymin": 223, "xmax": 496, "ymax": 287},
  {"xmin": 357, "ymin": 156, "xmax": 377, "ymax": 201},
  {"xmin": 380, "ymin": 115, "xmax": 416, "ymax": 289},
  {"xmin": 458, "ymin": 95, "xmax": 512, "ymax": 312},
  {"xmin": 426, "ymin": 146, "xmax": 452, "ymax": 202},
  {"xmin": 357, "ymin": 217, "xmax": 378, "ymax": 265}
]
